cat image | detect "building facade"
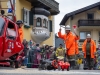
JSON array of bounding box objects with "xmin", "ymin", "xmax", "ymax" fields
[
  {"xmin": 2, "ymin": 0, "xmax": 59, "ymax": 46},
  {"xmin": 60, "ymin": 2, "xmax": 100, "ymax": 49}
]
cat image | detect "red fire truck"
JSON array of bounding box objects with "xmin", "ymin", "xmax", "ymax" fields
[{"xmin": 0, "ymin": 0, "xmax": 24, "ymax": 68}]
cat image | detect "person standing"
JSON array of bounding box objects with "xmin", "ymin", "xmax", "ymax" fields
[
  {"xmin": 16, "ymin": 20, "xmax": 24, "ymax": 43},
  {"xmin": 58, "ymin": 25, "xmax": 76, "ymax": 69},
  {"xmin": 56, "ymin": 44, "xmax": 65, "ymax": 60},
  {"xmin": 82, "ymin": 34, "xmax": 96, "ymax": 70}
]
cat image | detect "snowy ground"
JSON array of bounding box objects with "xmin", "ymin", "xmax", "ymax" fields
[{"xmin": 0, "ymin": 67, "xmax": 100, "ymax": 75}]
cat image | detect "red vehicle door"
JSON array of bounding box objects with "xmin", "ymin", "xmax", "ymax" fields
[{"xmin": 3, "ymin": 20, "xmax": 18, "ymax": 58}]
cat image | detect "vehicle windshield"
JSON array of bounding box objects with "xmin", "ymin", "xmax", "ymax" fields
[{"xmin": 0, "ymin": 18, "xmax": 5, "ymax": 36}]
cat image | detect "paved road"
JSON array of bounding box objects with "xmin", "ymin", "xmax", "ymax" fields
[{"xmin": 0, "ymin": 67, "xmax": 100, "ymax": 75}]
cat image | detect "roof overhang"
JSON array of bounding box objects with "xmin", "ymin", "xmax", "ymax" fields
[{"xmin": 26, "ymin": 0, "xmax": 60, "ymax": 15}]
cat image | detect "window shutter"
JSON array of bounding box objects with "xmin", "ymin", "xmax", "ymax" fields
[
  {"xmin": 22, "ymin": 8, "xmax": 30, "ymax": 28},
  {"xmin": 22, "ymin": 8, "xmax": 24, "ymax": 23},
  {"xmin": 29, "ymin": 11, "xmax": 33, "ymax": 25},
  {"xmin": 49, "ymin": 20, "xmax": 52, "ymax": 32}
]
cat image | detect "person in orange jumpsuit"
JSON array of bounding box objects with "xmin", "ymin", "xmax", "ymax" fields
[
  {"xmin": 82, "ymin": 34, "xmax": 96, "ymax": 70},
  {"xmin": 58, "ymin": 25, "xmax": 77, "ymax": 69},
  {"xmin": 16, "ymin": 20, "xmax": 24, "ymax": 43}
]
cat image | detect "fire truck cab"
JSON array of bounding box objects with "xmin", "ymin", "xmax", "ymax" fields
[
  {"xmin": 0, "ymin": 16, "xmax": 24, "ymax": 68},
  {"xmin": 0, "ymin": 0, "xmax": 24, "ymax": 68}
]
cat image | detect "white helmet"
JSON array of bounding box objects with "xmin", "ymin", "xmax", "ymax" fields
[
  {"xmin": 87, "ymin": 34, "xmax": 91, "ymax": 38},
  {"xmin": 65, "ymin": 25, "xmax": 71, "ymax": 30}
]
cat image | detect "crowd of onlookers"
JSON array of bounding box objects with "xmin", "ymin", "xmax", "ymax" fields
[
  {"xmin": 21, "ymin": 39, "xmax": 100, "ymax": 70},
  {"xmin": 21, "ymin": 39, "xmax": 84, "ymax": 69},
  {"xmin": 21, "ymin": 39, "xmax": 57, "ymax": 68},
  {"xmin": 21, "ymin": 40, "xmax": 81, "ymax": 69}
]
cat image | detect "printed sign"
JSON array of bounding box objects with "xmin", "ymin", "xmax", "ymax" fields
[
  {"xmin": 73, "ymin": 25, "xmax": 77, "ymax": 29},
  {"xmin": 8, "ymin": 42, "xmax": 14, "ymax": 49}
]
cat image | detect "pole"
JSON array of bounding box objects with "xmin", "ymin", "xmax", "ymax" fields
[
  {"xmin": 73, "ymin": 25, "xmax": 77, "ymax": 35},
  {"xmin": 9, "ymin": 0, "xmax": 16, "ymax": 22}
]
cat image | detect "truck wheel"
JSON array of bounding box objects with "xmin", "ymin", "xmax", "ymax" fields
[{"xmin": 15, "ymin": 59, "xmax": 22, "ymax": 68}]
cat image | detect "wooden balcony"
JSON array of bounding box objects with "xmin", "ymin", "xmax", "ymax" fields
[{"xmin": 78, "ymin": 19, "xmax": 100, "ymax": 27}]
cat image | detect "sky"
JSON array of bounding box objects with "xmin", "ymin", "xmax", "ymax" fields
[{"xmin": 55, "ymin": 0, "xmax": 100, "ymax": 34}]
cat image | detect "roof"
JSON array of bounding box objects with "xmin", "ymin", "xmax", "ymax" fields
[{"xmin": 60, "ymin": 1, "xmax": 100, "ymax": 25}]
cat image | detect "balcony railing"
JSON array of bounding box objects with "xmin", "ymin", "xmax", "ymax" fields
[{"xmin": 78, "ymin": 19, "xmax": 100, "ymax": 27}]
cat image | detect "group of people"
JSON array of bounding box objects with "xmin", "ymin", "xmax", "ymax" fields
[
  {"xmin": 15, "ymin": 20, "xmax": 57, "ymax": 68},
  {"xmin": 16, "ymin": 20, "xmax": 97, "ymax": 70},
  {"xmin": 57, "ymin": 25, "xmax": 96, "ymax": 70},
  {"xmin": 22, "ymin": 39, "xmax": 57, "ymax": 67}
]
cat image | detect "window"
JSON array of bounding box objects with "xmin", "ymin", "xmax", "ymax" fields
[
  {"xmin": 43, "ymin": 19, "xmax": 47, "ymax": 28},
  {"xmin": 80, "ymin": 31, "xmax": 91, "ymax": 40},
  {"xmin": 24, "ymin": 10, "xmax": 27, "ymax": 23},
  {"xmin": 6, "ymin": 21, "xmax": 16, "ymax": 40},
  {"xmin": 23, "ymin": 8, "xmax": 29, "ymax": 26},
  {"xmin": 87, "ymin": 13, "xmax": 94, "ymax": 20},
  {"xmin": 36, "ymin": 18, "xmax": 41, "ymax": 27}
]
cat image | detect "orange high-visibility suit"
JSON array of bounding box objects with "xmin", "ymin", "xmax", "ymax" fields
[
  {"xmin": 58, "ymin": 31, "xmax": 76, "ymax": 56},
  {"xmin": 18, "ymin": 27, "xmax": 24, "ymax": 43},
  {"xmin": 82, "ymin": 39, "xmax": 96, "ymax": 58}
]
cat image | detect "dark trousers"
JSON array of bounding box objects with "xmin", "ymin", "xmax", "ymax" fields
[
  {"xmin": 69, "ymin": 61, "xmax": 76, "ymax": 67},
  {"xmin": 84, "ymin": 55, "xmax": 94, "ymax": 69},
  {"xmin": 67, "ymin": 55, "xmax": 75, "ymax": 69}
]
